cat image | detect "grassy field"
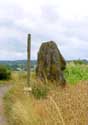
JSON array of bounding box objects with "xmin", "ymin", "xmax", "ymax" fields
[{"xmin": 4, "ymin": 63, "xmax": 88, "ymax": 125}]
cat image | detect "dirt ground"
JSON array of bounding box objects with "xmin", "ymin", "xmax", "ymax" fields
[{"xmin": 0, "ymin": 85, "xmax": 12, "ymax": 125}]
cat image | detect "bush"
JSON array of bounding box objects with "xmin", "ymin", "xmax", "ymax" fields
[
  {"xmin": 65, "ymin": 63, "xmax": 88, "ymax": 84},
  {"xmin": 73, "ymin": 60, "xmax": 83, "ymax": 65},
  {"xmin": 0, "ymin": 65, "xmax": 11, "ymax": 80}
]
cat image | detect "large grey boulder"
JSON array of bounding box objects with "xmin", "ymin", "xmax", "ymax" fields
[{"xmin": 36, "ymin": 41, "xmax": 66, "ymax": 85}]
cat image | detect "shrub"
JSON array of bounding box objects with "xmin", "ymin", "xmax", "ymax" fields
[
  {"xmin": 0, "ymin": 65, "xmax": 11, "ymax": 80},
  {"xmin": 65, "ymin": 63, "xmax": 88, "ymax": 84},
  {"xmin": 73, "ymin": 60, "xmax": 83, "ymax": 65}
]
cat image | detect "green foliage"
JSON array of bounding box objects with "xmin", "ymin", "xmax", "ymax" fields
[
  {"xmin": 73, "ymin": 60, "xmax": 84, "ymax": 65},
  {"xmin": 32, "ymin": 83, "xmax": 49, "ymax": 99},
  {"xmin": 65, "ymin": 63, "xmax": 88, "ymax": 84},
  {"xmin": 0, "ymin": 60, "xmax": 37, "ymax": 71},
  {"xmin": 0, "ymin": 65, "xmax": 11, "ymax": 80}
]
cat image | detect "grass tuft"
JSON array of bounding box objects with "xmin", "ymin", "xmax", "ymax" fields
[{"xmin": 32, "ymin": 81, "xmax": 49, "ymax": 99}]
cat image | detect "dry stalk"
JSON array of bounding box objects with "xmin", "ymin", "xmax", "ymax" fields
[{"xmin": 48, "ymin": 96, "xmax": 66, "ymax": 125}]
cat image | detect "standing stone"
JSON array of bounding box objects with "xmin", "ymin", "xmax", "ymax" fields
[{"xmin": 36, "ymin": 41, "xmax": 66, "ymax": 85}]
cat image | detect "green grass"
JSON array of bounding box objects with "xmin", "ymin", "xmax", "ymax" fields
[{"xmin": 65, "ymin": 63, "xmax": 88, "ymax": 84}]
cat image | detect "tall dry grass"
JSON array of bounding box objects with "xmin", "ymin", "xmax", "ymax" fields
[{"xmin": 4, "ymin": 64, "xmax": 88, "ymax": 125}]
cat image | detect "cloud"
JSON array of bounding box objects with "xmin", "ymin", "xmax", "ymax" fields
[{"xmin": 0, "ymin": 0, "xmax": 88, "ymax": 60}]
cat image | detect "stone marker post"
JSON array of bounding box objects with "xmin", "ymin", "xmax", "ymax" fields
[
  {"xmin": 24, "ymin": 34, "xmax": 32, "ymax": 94},
  {"xmin": 27, "ymin": 34, "xmax": 31, "ymax": 87}
]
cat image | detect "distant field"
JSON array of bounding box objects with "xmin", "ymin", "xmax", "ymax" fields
[
  {"xmin": 4, "ymin": 63, "xmax": 88, "ymax": 125},
  {"xmin": 0, "ymin": 60, "xmax": 37, "ymax": 71}
]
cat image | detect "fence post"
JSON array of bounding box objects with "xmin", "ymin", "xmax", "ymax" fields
[{"xmin": 27, "ymin": 34, "xmax": 31, "ymax": 87}]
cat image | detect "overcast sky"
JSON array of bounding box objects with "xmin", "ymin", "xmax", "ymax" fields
[{"xmin": 0, "ymin": 0, "xmax": 88, "ymax": 60}]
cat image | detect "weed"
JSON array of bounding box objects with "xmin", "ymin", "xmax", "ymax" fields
[{"xmin": 32, "ymin": 82, "xmax": 49, "ymax": 99}]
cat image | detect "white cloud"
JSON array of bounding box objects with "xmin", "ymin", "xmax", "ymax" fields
[{"xmin": 0, "ymin": 0, "xmax": 88, "ymax": 60}]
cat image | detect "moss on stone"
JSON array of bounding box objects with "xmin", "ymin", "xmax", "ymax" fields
[{"xmin": 36, "ymin": 41, "xmax": 66, "ymax": 85}]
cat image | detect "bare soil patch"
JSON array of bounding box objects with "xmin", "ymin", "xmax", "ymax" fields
[{"xmin": 0, "ymin": 85, "xmax": 12, "ymax": 125}]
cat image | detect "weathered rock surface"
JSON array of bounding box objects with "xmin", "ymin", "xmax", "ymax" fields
[{"xmin": 36, "ymin": 41, "xmax": 66, "ymax": 85}]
